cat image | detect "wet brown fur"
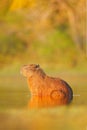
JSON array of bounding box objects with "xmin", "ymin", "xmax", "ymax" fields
[{"xmin": 21, "ymin": 64, "xmax": 73, "ymax": 104}]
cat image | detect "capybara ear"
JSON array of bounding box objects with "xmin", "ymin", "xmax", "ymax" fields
[{"xmin": 36, "ymin": 64, "xmax": 40, "ymax": 68}]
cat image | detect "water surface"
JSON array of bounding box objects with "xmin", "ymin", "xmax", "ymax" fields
[
  {"xmin": 0, "ymin": 75, "xmax": 87, "ymax": 130},
  {"xmin": 0, "ymin": 85, "xmax": 87, "ymax": 109}
]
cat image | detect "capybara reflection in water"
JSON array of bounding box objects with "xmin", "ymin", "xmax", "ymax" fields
[{"xmin": 21, "ymin": 64, "xmax": 73, "ymax": 106}]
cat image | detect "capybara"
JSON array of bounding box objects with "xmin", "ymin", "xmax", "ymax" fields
[{"xmin": 21, "ymin": 64, "xmax": 73, "ymax": 105}]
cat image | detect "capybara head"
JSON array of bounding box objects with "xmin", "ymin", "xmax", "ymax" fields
[
  {"xmin": 21, "ymin": 64, "xmax": 45, "ymax": 78},
  {"xmin": 21, "ymin": 64, "xmax": 40, "ymax": 77}
]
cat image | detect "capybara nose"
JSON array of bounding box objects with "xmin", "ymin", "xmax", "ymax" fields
[
  {"xmin": 23, "ymin": 65, "xmax": 28, "ymax": 67},
  {"xmin": 22, "ymin": 65, "xmax": 29, "ymax": 70}
]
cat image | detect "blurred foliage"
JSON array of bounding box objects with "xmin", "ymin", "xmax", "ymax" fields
[
  {"xmin": 9, "ymin": 0, "xmax": 86, "ymax": 50},
  {"xmin": 0, "ymin": 34, "xmax": 27, "ymax": 55},
  {"xmin": 0, "ymin": 0, "xmax": 86, "ymax": 69}
]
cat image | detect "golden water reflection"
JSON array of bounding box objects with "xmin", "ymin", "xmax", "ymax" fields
[{"xmin": 27, "ymin": 96, "xmax": 71, "ymax": 108}]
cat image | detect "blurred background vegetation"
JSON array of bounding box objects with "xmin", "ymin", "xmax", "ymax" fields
[{"xmin": 0, "ymin": 0, "xmax": 86, "ymax": 74}]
